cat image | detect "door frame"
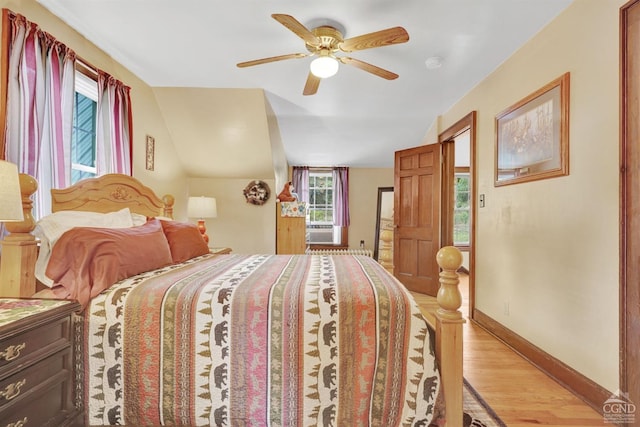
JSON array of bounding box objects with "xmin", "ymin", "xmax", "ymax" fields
[
  {"xmin": 620, "ymin": 0, "xmax": 639, "ymax": 410},
  {"xmin": 438, "ymin": 111, "xmax": 476, "ymax": 319}
]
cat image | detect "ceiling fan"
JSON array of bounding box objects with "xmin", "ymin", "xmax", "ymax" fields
[{"xmin": 237, "ymin": 14, "xmax": 409, "ymax": 96}]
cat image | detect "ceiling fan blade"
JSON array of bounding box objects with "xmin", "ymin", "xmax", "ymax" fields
[
  {"xmin": 339, "ymin": 57, "xmax": 399, "ymax": 80},
  {"xmin": 237, "ymin": 53, "xmax": 307, "ymax": 68},
  {"xmin": 272, "ymin": 14, "xmax": 320, "ymax": 47},
  {"xmin": 303, "ymin": 72, "xmax": 321, "ymax": 96},
  {"xmin": 339, "ymin": 26, "xmax": 409, "ymax": 52}
]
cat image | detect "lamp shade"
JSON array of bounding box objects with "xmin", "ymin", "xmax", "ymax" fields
[
  {"xmin": 0, "ymin": 160, "xmax": 24, "ymax": 222},
  {"xmin": 187, "ymin": 196, "xmax": 217, "ymax": 219}
]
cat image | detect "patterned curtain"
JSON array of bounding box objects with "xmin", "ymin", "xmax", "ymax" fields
[
  {"xmin": 333, "ymin": 166, "xmax": 350, "ymax": 227},
  {"xmin": 292, "ymin": 166, "xmax": 309, "ymax": 204},
  {"xmin": 4, "ymin": 13, "xmax": 75, "ymax": 217},
  {"xmin": 96, "ymin": 71, "xmax": 132, "ymax": 175}
]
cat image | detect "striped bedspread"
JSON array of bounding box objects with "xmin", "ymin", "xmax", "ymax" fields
[{"xmin": 82, "ymin": 253, "xmax": 440, "ymax": 426}]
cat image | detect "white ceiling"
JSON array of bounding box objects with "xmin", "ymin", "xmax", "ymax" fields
[{"xmin": 36, "ymin": 0, "xmax": 573, "ymax": 171}]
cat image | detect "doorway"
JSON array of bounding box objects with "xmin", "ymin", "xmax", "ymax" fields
[
  {"xmin": 392, "ymin": 111, "xmax": 476, "ymax": 302},
  {"xmin": 439, "ymin": 112, "xmax": 476, "ymax": 319}
]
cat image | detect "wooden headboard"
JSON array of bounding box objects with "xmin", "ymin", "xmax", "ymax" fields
[
  {"xmin": 0, "ymin": 173, "xmax": 174, "ymax": 298},
  {"xmin": 51, "ymin": 174, "xmax": 174, "ymax": 218}
]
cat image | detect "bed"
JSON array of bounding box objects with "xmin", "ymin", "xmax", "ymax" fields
[{"xmin": 0, "ymin": 173, "xmax": 465, "ymax": 427}]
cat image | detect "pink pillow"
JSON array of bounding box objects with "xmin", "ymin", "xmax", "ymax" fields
[
  {"xmin": 160, "ymin": 220, "xmax": 210, "ymax": 263},
  {"xmin": 45, "ymin": 219, "xmax": 173, "ymax": 308}
]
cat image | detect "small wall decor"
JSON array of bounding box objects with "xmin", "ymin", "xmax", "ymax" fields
[
  {"xmin": 145, "ymin": 135, "xmax": 155, "ymax": 171},
  {"xmin": 495, "ymin": 72, "xmax": 569, "ymax": 186},
  {"xmin": 243, "ymin": 180, "xmax": 271, "ymax": 205}
]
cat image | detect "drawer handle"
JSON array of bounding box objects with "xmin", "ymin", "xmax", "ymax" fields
[
  {"xmin": 0, "ymin": 343, "xmax": 26, "ymax": 362},
  {"xmin": 0, "ymin": 379, "xmax": 26, "ymax": 401},
  {"xmin": 6, "ymin": 417, "xmax": 27, "ymax": 427}
]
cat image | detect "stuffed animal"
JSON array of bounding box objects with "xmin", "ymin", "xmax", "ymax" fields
[{"xmin": 276, "ymin": 181, "xmax": 297, "ymax": 202}]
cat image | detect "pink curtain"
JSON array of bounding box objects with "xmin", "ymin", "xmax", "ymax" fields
[
  {"xmin": 333, "ymin": 167, "xmax": 350, "ymax": 227},
  {"xmin": 5, "ymin": 13, "xmax": 75, "ymax": 217},
  {"xmin": 292, "ymin": 166, "xmax": 309, "ymax": 203},
  {"xmin": 97, "ymin": 71, "xmax": 132, "ymax": 175}
]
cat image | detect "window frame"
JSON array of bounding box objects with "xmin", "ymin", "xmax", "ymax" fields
[{"xmin": 71, "ymin": 66, "xmax": 98, "ymax": 184}]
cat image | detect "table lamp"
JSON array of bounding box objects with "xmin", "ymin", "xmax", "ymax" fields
[
  {"xmin": 0, "ymin": 160, "xmax": 23, "ymax": 224},
  {"xmin": 187, "ymin": 196, "xmax": 217, "ymax": 244}
]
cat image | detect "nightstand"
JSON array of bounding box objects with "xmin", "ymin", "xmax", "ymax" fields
[
  {"xmin": 210, "ymin": 247, "xmax": 232, "ymax": 254},
  {"xmin": 0, "ymin": 298, "xmax": 82, "ymax": 426}
]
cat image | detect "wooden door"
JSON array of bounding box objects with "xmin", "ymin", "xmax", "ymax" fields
[{"xmin": 394, "ymin": 143, "xmax": 442, "ymax": 295}]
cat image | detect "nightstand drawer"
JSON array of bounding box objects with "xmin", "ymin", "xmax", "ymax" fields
[
  {"xmin": 0, "ymin": 299, "xmax": 81, "ymax": 425},
  {"xmin": 1, "ymin": 372, "xmax": 74, "ymax": 427},
  {"xmin": 0, "ymin": 348, "xmax": 71, "ymax": 411},
  {"xmin": 0, "ymin": 316, "xmax": 71, "ymax": 375}
]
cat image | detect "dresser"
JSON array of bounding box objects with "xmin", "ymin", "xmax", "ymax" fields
[
  {"xmin": 276, "ymin": 202, "xmax": 306, "ymax": 254},
  {"xmin": 0, "ymin": 298, "xmax": 82, "ymax": 426}
]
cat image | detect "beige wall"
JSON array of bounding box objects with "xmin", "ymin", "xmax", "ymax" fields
[
  {"xmin": 186, "ymin": 169, "xmax": 394, "ymax": 255},
  {"xmin": 2, "ymin": 0, "xmax": 189, "ymax": 213},
  {"xmin": 265, "ymin": 100, "xmax": 290, "ymax": 193},
  {"xmin": 428, "ymin": 0, "xmax": 623, "ymax": 392},
  {"xmin": 349, "ymin": 168, "xmax": 394, "ymax": 253},
  {"xmin": 187, "ymin": 178, "xmax": 276, "ymax": 254}
]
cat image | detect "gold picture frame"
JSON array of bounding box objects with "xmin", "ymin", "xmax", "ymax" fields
[
  {"xmin": 495, "ymin": 72, "xmax": 570, "ymax": 186},
  {"xmin": 145, "ymin": 135, "xmax": 155, "ymax": 171}
]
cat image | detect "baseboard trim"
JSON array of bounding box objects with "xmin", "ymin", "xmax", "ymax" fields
[{"xmin": 472, "ymin": 309, "xmax": 611, "ymax": 414}]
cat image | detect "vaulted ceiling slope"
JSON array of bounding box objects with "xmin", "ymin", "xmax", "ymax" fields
[
  {"xmin": 153, "ymin": 88, "xmax": 282, "ymax": 179},
  {"xmin": 37, "ymin": 0, "xmax": 573, "ymax": 170}
]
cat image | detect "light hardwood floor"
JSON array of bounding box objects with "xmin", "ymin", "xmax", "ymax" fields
[{"xmin": 411, "ymin": 274, "xmax": 604, "ymax": 426}]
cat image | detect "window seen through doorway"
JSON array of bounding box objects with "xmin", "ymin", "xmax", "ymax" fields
[{"xmin": 454, "ymin": 173, "xmax": 470, "ymax": 246}]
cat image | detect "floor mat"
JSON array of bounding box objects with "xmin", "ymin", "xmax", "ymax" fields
[{"xmin": 463, "ymin": 377, "xmax": 508, "ymax": 427}]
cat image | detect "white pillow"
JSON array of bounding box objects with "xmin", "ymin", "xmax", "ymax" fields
[
  {"xmin": 34, "ymin": 208, "xmax": 134, "ymax": 287},
  {"xmin": 130, "ymin": 213, "xmax": 174, "ymax": 226},
  {"xmin": 130, "ymin": 212, "xmax": 148, "ymax": 226}
]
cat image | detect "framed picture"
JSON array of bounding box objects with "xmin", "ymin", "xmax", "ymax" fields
[
  {"xmin": 495, "ymin": 72, "xmax": 570, "ymax": 186},
  {"xmin": 145, "ymin": 135, "xmax": 155, "ymax": 171}
]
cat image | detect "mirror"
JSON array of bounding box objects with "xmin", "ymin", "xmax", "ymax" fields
[{"xmin": 373, "ymin": 187, "xmax": 394, "ymax": 274}]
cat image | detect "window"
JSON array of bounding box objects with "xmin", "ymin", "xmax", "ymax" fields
[
  {"xmin": 453, "ymin": 172, "xmax": 470, "ymax": 246},
  {"xmin": 71, "ymin": 71, "xmax": 98, "ymax": 184},
  {"xmin": 305, "ymin": 169, "xmax": 349, "ymax": 246},
  {"xmin": 307, "ymin": 171, "xmax": 334, "ymax": 244},
  {"xmin": 292, "ymin": 166, "xmax": 349, "ymax": 247}
]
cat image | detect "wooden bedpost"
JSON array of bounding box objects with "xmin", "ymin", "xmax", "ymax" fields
[
  {"xmin": 435, "ymin": 246, "xmax": 465, "ymax": 427},
  {"xmin": 162, "ymin": 194, "xmax": 175, "ymax": 219},
  {"xmin": 0, "ymin": 173, "xmax": 38, "ymax": 297}
]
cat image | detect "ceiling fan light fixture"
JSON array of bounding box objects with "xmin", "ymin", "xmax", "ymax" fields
[{"xmin": 310, "ymin": 56, "xmax": 339, "ymax": 78}]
